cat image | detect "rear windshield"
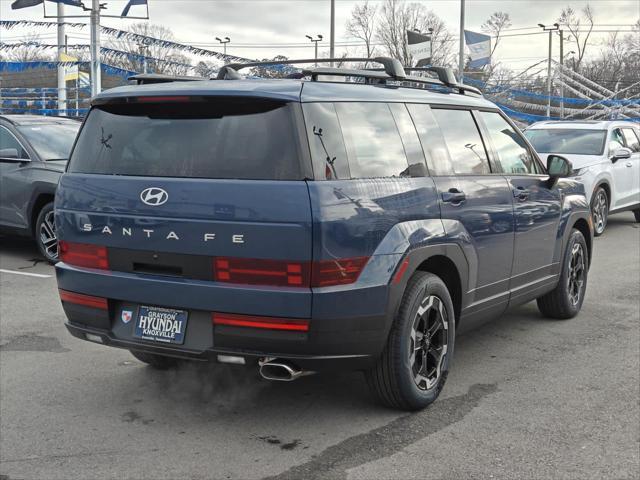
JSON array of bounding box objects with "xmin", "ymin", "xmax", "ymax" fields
[
  {"xmin": 68, "ymin": 99, "xmax": 302, "ymax": 179},
  {"xmin": 524, "ymin": 129, "xmax": 607, "ymax": 155}
]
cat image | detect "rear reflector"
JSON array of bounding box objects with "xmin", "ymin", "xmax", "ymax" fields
[
  {"xmin": 212, "ymin": 313, "xmax": 309, "ymax": 332},
  {"xmin": 214, "ymin": 257, "xmax": 311, "ymax": 287},
  {"xmin": 59, "ymin": 289, "xmax": 108, "ymax": 310},
  {"xmin": 311, "ymin": 257, "xmax": 369, "ymax": 287},
  {"xmin": 213, "ymin": 257, "xmax": 369, "ymax": 288},
  {"xmin": 393, "ymin": 259, "xmax": 410, "ymax": 285},
  {"xmin": 59, "ymin": 241, "xmax": 109, "ymax": 270}
]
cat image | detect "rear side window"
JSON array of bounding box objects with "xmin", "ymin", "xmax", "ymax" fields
[
  {"xmin": 431, "ymin": 109, "xmax": 491, "ymax": 175},
  {"xmin": 303, "ymin": 102, "xmax": 411, "ymax": 179},
  {"xmin": 478, "ymin": 111, "xmax": 541, "ymax": 174},
  {"xmin": 334, "ymin": 103, "xmax": 409, "ymax": 178},
  {"xmin": 69, "ymin": 99, "xmax": 302, "ymax": 180},
  {"xmin": 407, "ymin": 104, "xmax": 453, "ymax": 176}
]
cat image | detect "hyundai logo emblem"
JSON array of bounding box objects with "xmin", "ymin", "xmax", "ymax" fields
[{"xmin": 140, "ymin": 187, "xmax": 169, "ymax": 206}]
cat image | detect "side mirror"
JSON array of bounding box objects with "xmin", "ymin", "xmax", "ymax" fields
[
  {"xmin": 611, "ymin": 147, "xmax": 632, "ymax": 162},
  {"xmin": 547, "ymin": 154, "xmax": 573, "ymax": 179},
  {"xmin": 0, "ymin": 148, "xmax": 19, "ymax": 160}
]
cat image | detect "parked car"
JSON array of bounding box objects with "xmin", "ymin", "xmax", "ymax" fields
[
  {"xmin": 525, "ymin": 120, "xmax": 640, "ymax": 235},
  {"xmin": 0, "ymin": 114, "xmax": 81, "ymax": 262},
  {"xmin": 55, "ymin": 59, "xmax": 593, "ymax": 411}
]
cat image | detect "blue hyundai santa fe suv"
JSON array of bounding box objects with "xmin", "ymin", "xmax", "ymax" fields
[{"xmin": 55, "ymin": 58, "xmax": 593, "ymax": 410}]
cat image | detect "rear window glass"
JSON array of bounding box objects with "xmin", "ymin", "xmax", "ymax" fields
[
  {"xmin": 335, "ymin": 102, "xmax": 409, "ymax": 178},
  {"xmin": 524, "ymin": 129, "xmax": 607, "ymax": 156},
  {"xmin": 69, "ymin": 99, "xmax": 302, "ymax": 180}
]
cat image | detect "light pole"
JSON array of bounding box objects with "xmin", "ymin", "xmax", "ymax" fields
[
  {"xmin": 56, "ymin": 1, "xmax": 66, "ymax": 112},
  {"xmin": 329, "ymin": 0, "xmax": 335, "ymax": 66},
  {"xmin": 458, "ymin": 0, "xmax": 466, "ymax": 83},
  {"xmin": 539, "ymin": 23, "xmax": 560, "ymax": 119},
  {"xmin": 306, "ymin": 35, "xmax": 323, "ymax": 66},
  {"xmin": 89, "ymin": 0, "xmax": 102, "ymax": 97},
  {"xmin": 216, "ymin": 36, "xmax": 231, "ymax": 56}
]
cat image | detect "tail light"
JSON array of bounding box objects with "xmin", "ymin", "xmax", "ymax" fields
[
  {"xmin": 212, "ymin": 312, "xmax": 309, "ymax": 332},
  {"xmin": 213, "ymin": 257, "xmax": 368, "ymax": 288},
  {"xmin": 59, "ymin": 289, "xmax": 108, "ymax": 310},
  {"xmin": 59, "ymin": 241, "xmax": 109, "ymax": 270},
  {"xmin": 311, "ymin": 257, "xmax": 369, "ymax": 287},
  {"xmin": 214, "ymin": 257, "xmax": 310, "ymax": 287}
]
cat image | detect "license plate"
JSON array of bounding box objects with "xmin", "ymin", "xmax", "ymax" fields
[{"xmin": 134, "ymin": 306, "xmax": 188, "ymax": 345}]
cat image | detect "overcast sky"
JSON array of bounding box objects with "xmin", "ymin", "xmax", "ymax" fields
[{"xmin": 1, "ymin": 0, "xmax": 639, "ymax": 71}]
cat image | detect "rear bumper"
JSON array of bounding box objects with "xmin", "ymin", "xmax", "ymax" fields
[
  {"xmin": 56, "ymin": 262, "xmax": 401, "ymax": 371},
  {"xmin": 64, "ymin": 321, "xmax": 376, "ymax": 371}
]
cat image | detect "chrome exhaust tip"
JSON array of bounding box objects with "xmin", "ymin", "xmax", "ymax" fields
[{"xmin": 258, "ymin": 357, "xmax": 313, "ymax": 382}]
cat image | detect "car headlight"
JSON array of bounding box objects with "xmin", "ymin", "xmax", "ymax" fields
[{"xmin": 571, "ymin": 167, "xmax": 590, "ymax": 177}]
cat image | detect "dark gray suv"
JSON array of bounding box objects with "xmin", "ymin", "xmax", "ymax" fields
[{"xmin": 0, "ymin": 114, "xmax": 80, "ymax": 262}]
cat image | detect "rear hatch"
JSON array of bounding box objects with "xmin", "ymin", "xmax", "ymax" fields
[{"xmin": 56, "ymin": 97, "xmax": 314, "ymax": 319}]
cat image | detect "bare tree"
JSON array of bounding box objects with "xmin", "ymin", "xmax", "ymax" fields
[
  {"xmin": 107, "ymin": 23, "xmax": 191, "ymax": 76},
  {"xmin": 558, "ymin": 5, "xmax": 595, "ymax": 72},
  {"xmin": 4, "ymin": 34, "xmax": 52, "ymax": 62},
  {"xmin": 376, "ymin": 0, "xmax": 454, "ymax": 66},
  {"xmin": 346, "ymin": 1, "xmax": 378, "ymax": 58},
  {"xmin": 481, "ymin": 12, "xmax": 512, "ymax": 56}
]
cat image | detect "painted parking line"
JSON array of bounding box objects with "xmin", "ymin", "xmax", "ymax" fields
[{"xmin": 0, "ymin": 269, "xmax": 52, "ymax": 279}]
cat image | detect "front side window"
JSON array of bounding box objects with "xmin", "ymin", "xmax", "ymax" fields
[
  {"xmin": 334, "ymin": 102, "xmax": 409, "ymax": 178},
  {"xmin": 0, "ymin": 126, "xmax": 29, "ymax": 159},
  {"xmin": 609, "ymin": 128, "xmax": 626, "ymax": 152},
  {"xmin": 431, "ymin": 109, "xmax": 491, "ymax": 175},
  {"xmin": 479, "ymin": 111, "xmax": 540, "ymax": 174},
  {"xmin": 69, "ymin": 99, "xmax": 302, "ymax": 180},
  {"xmin": 621, "ymin": 128, "xmax": 640, "ymax": 153}
]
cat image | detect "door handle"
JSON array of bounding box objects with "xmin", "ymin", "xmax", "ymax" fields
[
  {"xmin": 513, "ymin": 187, "xmax": 530, "ymax": 201},
  {"xmin": 441, "ymin": 188, "xmax": 466, "ymax": 204},
  {"xmin": 626, "ymin": 162, "xmax": 633, "ymax": 167}
]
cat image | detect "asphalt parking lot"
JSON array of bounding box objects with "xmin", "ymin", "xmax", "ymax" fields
[{"xmin": 1, "ymin": 213, "xmax": 639, "ymax": 480}]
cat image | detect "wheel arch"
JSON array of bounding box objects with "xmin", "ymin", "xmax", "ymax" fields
[
  {"xmin": 593, "ymin": 179, "xmax": 612, "ymax": 208},
  {"xmin": 29, "ymin": 190, "xmax": 55, "ymax": 236},
  {"xmin": 415, "ymin": 255, "xmax": 462, "ymax": 326},
  {"xmin": 572, "ymin": 217, "xmax": 593, "ymax": 266}
]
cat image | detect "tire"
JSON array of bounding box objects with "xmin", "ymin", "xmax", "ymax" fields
[
  {"xmin": 633, "ymin": 210, "xmax": 640, "ymax": 223},
  {"xmin": 130, "ymin": 350, "xmax": 180, "ymax": 370},
  {"xmin": 537, "ymin": 228, "xmax": 588, "ymax": 320},
  {"xmin": 591, "ymin": 187, "xmax": 608, "ymax": 236},
  {"xmin": 35, "ymin": 202, "xmax": 59, "ymax": 264},
  {"xmin": 365, "ymin": 271, "xmax": 455, "ymax": 411}
]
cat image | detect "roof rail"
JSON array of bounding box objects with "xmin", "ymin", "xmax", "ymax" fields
[
  {"xmin": 129, "ymin": 73, "xmax": 206, "ymax": 85},
  {"xmin": 216, "ymin": 57, "xmax": 406, "ymax": 80}
]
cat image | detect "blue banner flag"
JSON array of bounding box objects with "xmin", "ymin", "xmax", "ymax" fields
[
  {"xmin": 121, "ymin": 0, "xmax": 148, "ymax": 17},
  {"xmin": 464, "ymin": 30, "xmax": 491, "ymax": 68},
  {"xmin": 12, "ymin": 0, "xmax": 82, "ymax": 9}
]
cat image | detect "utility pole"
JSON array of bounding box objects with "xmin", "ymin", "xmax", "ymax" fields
[
  {"xmin": 329, "ymin": 0, "xmax": 335, "ymax": 66},
  {"xmin": 57, "ymin": 2, "xmax": 66, "ymax": 113},
  {"xmin": 89, "ymin": 0, "xmax": 102, "ymax": 97},
  {"xmin": 137, "ymin": 41, "xmax": 149, "ymax": 74},
  {"xmin": 539, "ymin": 23, "xmax": 560, "ymax": 119},
  {"xmin": 306, "ymin": 34, "xmax": 323, "ymax": 66},
  {"xmin": 216, "ymin": 36, "xmax": 231, "ymax": 56},
  {"xmin": 458, "ymin": 0, "xmax": 465, "ymax": 83},
  {"xmin": 559, "ymin": 29, "xmax": 564, "ymax": 119}
]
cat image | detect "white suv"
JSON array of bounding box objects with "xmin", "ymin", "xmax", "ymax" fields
[{"xmin": 525, "ymin": 121, "xmax": 640, "ymax": 235}]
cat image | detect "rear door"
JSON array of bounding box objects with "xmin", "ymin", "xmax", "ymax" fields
[
  {"xmin": 476, "ymin": 111, "xmax": 562, "ymax": 300},
  {"xmin": 409, "ymin": 105, "xmax": 515, "ymax": 320},
  {"xmin": 57, "ymin": 97, "xmax": 314, "ymax": 318}
]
